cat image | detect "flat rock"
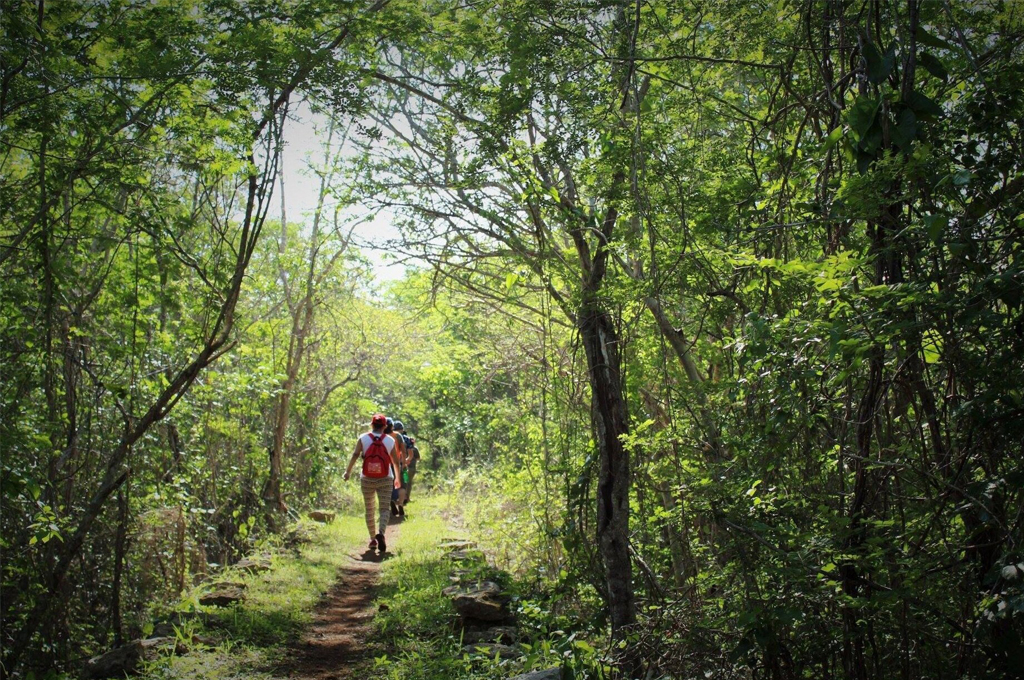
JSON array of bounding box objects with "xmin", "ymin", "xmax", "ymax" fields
[
  {"xmin": 199, "ymin": 583, "xmax": 245, "ymax": 607},
  {"xmin": 308, "ymin": 510, "xmax": 335, "ymax": 523},
  {"xmin": 439, "ymin": 540, "xmax": 476, "ymax": 551},
  {"xmin": 234, "ymin": 554, "xmax": 271, "ymax": 574},
  {"xmin": 148, "ymin": 622, "xmax": 178, "ymax": 638},
  {"xmin": 442, "ymin": 580, "xmax": 502, "ymax": 598},
  {"xmin": 462, "ymin": 642, "xmax": 521, "ymax": 659},
  {"xmin": 463, "ymin": 625, "xmax": 518, "ymax": 644},
  {"xmin": 446, "ymin": 549, "xmax": 486, "ymax": 564},
  {"xmin": 509, "ymin": 670, "xmax": 561, "ymax": 680},
  {"xmin": 83, "ymin": 638, "xmax": 178, "ymax": 678},
  {"xmin": 191, "ymin": 633, "xmax": 220, "ymax": 646},
  {"xmin": 451, "ymin": 585, "xmax": 509, "ymax": 622},
  {"xmin": 83, "ymin": 641, "xmax": 143, "ymax": 679},
  {"xmin": 140, "ymin": 637, "xmax": 180, "ymax": 655},
  {"xmin": 448, "ymin": 569, "xmax": 473, "ymax": 583}
]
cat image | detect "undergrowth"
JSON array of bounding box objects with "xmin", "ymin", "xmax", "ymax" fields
[
  {"xmin": 365, "ymin": 493, "xmax": 609, "ymax": 680},
  {"xmin": 137, "ymin": 487, "xmax": 608, "ymax": 680},
  {"xmin": 139, "ymin": 514, "xmax": 365, "ymax": 679}
]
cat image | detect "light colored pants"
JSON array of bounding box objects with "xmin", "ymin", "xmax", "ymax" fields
[{"xmin": 361, "ymin": 476, "xmax": 393, "ymax": 536}]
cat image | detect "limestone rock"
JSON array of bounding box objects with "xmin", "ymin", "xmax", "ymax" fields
[
  {"xmin": 140, "ymin": 637, "xmax": 180, "ymax": 655},
  {"xmin": 148, "ymin": 621, "xmax": 177, "ymax": 638},
  {"xmin": 450, "ymin": 583, "xmax": 509, "ymax": 622},
  {"xmin": 234, "ymin": 554, "xmax": 271, "ymax": 574},
  {"xmin": 462, "ymin": 642, "xmax": 521, "ymax": 659},
  {"xmin": 83, "ymin": 641, "xmax": 143, "ymax": 679},
  {"xmin": 439, "ymin": 540, "xmax": 476, "ymax": 551},
  {"xmin": 199, "ymin": 582, "xmax": 245, "ymax": 607},
  {"xmin": 83, "ymin": 638, "xmax": 178, "ymax": 678},
  {"xmin": 509, "ymin": 669, "xmax": 561, "ymax": 680},
  {"xmin": 448, "ymin": 569, "xmax": 473, "ymax": 583},
  {"xmin": 446, "ymin": 549, "xmax": 486, "ymax": 564},
  {"xmin": 308, "ymin": 510, "xmax": 335, "ymax": 523},
  {"xmin": 443, "ymin": 580, "xmax": 501, "ymax": 598},
  {"xmin": 191, "ymin": 633, "xmax": 220, "ymax": 647}
]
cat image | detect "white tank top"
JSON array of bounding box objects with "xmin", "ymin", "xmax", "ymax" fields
[{"xmin": 359, "ymin": 432, "xmax": 395, "ymax": 480}]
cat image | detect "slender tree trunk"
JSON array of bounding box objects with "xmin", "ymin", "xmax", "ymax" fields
[
  {"xmin": 264, "ymin": 117, "xmax": 341, "ymax": 513},
  {"xmin": 578, "ymin": 298, "xmax": 636, "ymax": 639},
  {"xmin": 643, "ymin": 296, "xmax": 725, "ymax": 460},
  {"xmin": 111, "ymin": 484, "xmax": 129, "ymax": 647}
]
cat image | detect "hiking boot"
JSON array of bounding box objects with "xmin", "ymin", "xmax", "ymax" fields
[
  {"xmin": 368, "ymin": 537, "xmax": 377, "ymax": 550},
  {"xmin": 376, "ymin": 532, "xmax": 386, "ymax": 553}
]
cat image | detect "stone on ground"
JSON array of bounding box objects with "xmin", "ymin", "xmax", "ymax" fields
[
  {"xmin": 234, "ymin": 554, "xmax": 271, "ymax": 574},
  {"xmin": 446, "ymin": 549, "xmax": 486, "ymax": 564},
  {"xmin": 508, "ymin": 669, "xmax": 561, "ymax": 680},
  {"xmin": 447, "ymin": 582, "xmax": 509, "ymax": 622},
  {"xmin": 83, "ymin": 637, "xmax": 179, "ymax": 678},
  {"xmin": 199, "ymin": 582, "xmax": 245, "ymax": 607},
  {"xmin": 308, "ymin": 510, "xmax": 335, "ymax": 523},
  {"xmin": 442, "ymin": 580, "xmax": 501, "ymax": 598},
  {"xmin": 439, "ymin": 539, "xmax": 476, "ymax": 551}
]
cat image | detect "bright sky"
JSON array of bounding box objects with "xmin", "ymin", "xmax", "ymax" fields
[{"xmin": 279, "ymin": 102, "xmax": 407, "ymax": 283}]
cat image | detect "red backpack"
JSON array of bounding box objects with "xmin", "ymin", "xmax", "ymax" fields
[{"xmin": 362, "ymin": 433, "xmax": 392, "ymax": 479}]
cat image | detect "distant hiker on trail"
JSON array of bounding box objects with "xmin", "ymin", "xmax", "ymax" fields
[
  {"xmin": 384, "ymin": 417, "xmax": 407, "ymax": 517},
  {"xmin": 343, "ymin": 414, "xmax": 399, "ymax": 553},
  {"xmin": 405, "ymin": 437, "xmax": 420, "ymax": 502},
  {"xmin": 393, "ymin": 420, "xmax": 413, "ymax": 515}
]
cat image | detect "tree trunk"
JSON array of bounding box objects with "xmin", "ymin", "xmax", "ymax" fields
[
  {"xmin": 643, "ymin": 296, "xmax": 725, "ymax": 460},
  {"xmin": 578, "ymin": 297, "xmax": 636, "ymax": 638}
]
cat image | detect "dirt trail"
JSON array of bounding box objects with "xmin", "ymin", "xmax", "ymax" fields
[{"xmin": 276, "ymin": 523, "xmax": 400, "ymax": 680}]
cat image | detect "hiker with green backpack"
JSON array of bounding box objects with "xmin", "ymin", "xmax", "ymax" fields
[
  {"xmin": 405, "ymin": 436, "xmax": 420, "ymax": 502},
  {"xmin": 392, "ymin": 420, "xmax": 414, "ymax": 515},
  {"xmin": 343, "ymin": 413, "xmax": 400, "ymax": 553}
]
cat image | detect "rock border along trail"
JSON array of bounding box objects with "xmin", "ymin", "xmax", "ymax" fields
[{"xmin": 276, "ymin": 523, "xmax": 400, "ymax": 680}]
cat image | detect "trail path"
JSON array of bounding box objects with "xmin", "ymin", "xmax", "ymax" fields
[{"xmin": 276, "ymin": 523, "xmax": 400, "ymax": 680}]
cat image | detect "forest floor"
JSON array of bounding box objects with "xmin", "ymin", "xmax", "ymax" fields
[
  {"xmin": 275, "ymin": 524, "xmax": 399, "ymax": 680},
  {"xmin": 140, "ymin": 492, "xmax": 555, "ymax": 680},
  {"xmin": 141, "ymin": 495, "xmax": 466, "ymax": 680}
]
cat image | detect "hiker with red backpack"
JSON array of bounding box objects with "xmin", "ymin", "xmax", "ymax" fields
[{"xmin": 343, "ymin": 413, "xmax": 400, "ymax": 553}]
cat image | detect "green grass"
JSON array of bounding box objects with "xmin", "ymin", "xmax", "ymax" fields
[
  {"xmin": 362, "ymin": 495, "xmax": 562, "ymax": 680},
  {"xmin": 140, "ymin": 492, "xmax": 579, "ymax": 680},
  {"xmin": 140, "ymin": 514, "xmax": 366, "ymax": 679}
]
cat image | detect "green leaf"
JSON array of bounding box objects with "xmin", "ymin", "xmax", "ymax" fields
[
  {"xmin": 906, "ymin": 91, "xmax": 943, "ymax": 120},
  {"xmin": 863, "ymin": 41, "xmax": 895, "ymax": 84},
  {"xmin": 823, "ymin": 126, "xmax": 844, "ymax": 151},
  {"xmin": 859, "ymin": 122, "xmax": 883, "ymax": 154},
  {"xmin": 924, "ymin": 214, "xmax": 948, "ymax": 244},
  {"xmin": 846, "ymin": 96, "xmax": 880, "ymax": 138},
  {"xmin": 916, "ymin": 25, "xmax": 953, "ymax": 51},
  {"xmin": 919, "ymin": 52, "xmax": 948, "ymax": 82},
  {"xmin": 891, "ymin": 107, "xmax": 918, "ymax": 150},
  {"xmin": 856, "ymin": 149, "xmax": 874, "ymax": 174}
]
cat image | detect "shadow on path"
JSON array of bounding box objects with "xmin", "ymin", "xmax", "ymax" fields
[{"xmin": 274, "ymin": 525, "xmax": 399, "ymax": 680}]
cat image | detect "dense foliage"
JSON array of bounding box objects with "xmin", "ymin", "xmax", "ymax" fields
[{"xmin": 2, "ymin": 1, "xmax": 1022, "ymax": 679}]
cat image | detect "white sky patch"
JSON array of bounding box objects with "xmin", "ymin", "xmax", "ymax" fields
[{"xmin": 279, "ymin": 101, "xmax": 408, "ymax": 283}]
